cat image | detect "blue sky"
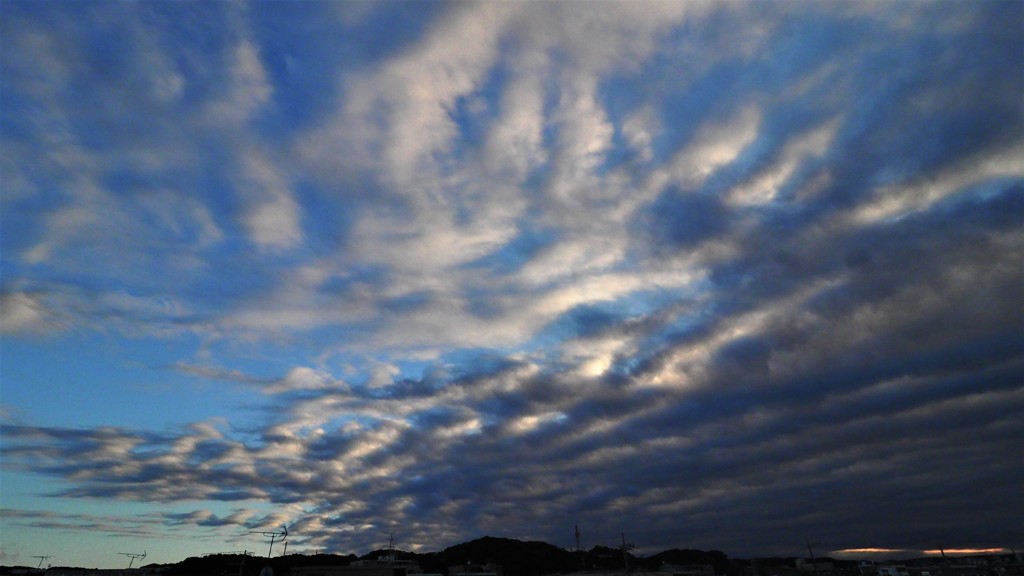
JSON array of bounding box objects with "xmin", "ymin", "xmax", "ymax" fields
[{"xmin": 1, "ymin": 0, "xmax": 1022, "ymax": 569}]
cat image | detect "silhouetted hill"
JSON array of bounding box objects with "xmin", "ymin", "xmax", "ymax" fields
[
  {"xmin": 363, "ymin": 548, "xmax": 419, "ymax": 561},
  {"xmin": 645, "ymin": 549, "xmax": 730, "ymax": 574},
  {"xmin": 163, "ymin": 552, "xmax": 357, "ymax": 576},
  {"xmin": 418, "ymin": 536, "xmax": 579, "ymax": 576}
]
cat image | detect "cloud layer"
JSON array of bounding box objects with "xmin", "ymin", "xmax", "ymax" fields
[{"xmin": 2, "ymin": 0, "xmax": 1023, "ymax": 561}]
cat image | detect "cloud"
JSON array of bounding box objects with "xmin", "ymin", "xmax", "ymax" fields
[
  {"xmin": 2, "ymin": 0, "xmax": 1023, "ymax": 560},
  {"xmin": 204, "ymin": 40, "xmax": 273, "ymax": 127},
  {"xmin": 234, "ymin": 145, "xmax": 303, "ymax": 250},
  {"xmin": 0, "ymin": 291, "xmax": 55, "ymax": 334},
  {"xmin": 172, "ymin": 362, "xmax": 274, "ymax": 386},
  {"xmin": 174, "ymin": 363, "xmax": 344, "ymax": 395},
  {"xmin": 0, "ymin": 508, "xmax": 165, "ymax": 538},
  {"xmin": 4, "ymin": 288, "xmax": 1022, "ymax": 551},
  {"xmin": 643, "ymin": 187, "xmax": 732, "ymax": 251}
]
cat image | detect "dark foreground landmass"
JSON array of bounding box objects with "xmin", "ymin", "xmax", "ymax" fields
[
  {"xmin": 4, "ymin": 536, "xmax": 717, "ymax": 576},
  {"xmin": 4, "ymin": 536, "xmax": 1022, "ymax": 576}
]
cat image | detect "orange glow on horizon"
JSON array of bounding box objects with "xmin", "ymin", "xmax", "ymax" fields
[
  {"xmin": 833, "ymin": 548, "xmax": 1010, "ymax": 557},
  {"xmin": 833, "ymin": 549, "xmax": 908, "ymax": 554},
  {"xmin": 924, "ymin": 549, "xmax": 1007, "ymax": 555}
]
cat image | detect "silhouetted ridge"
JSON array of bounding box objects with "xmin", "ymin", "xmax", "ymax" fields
[
  {"xmin": 20, "ymin": 537, "xmax": 737, "ymax": 576},
  {"xmin": 163, "ymin": 552, "xmax": 357, "ymax": 576},
  {"xmin": 420, "ymin": 536, "xmax": 578, "ymax": 576},
  {"xmin": 645, "ymin": 549, "xmax": 730, "ymax": 574}
]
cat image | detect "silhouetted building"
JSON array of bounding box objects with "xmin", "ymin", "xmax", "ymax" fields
[
  {"xmin": 797, "ymin": 560, "xmax": 835, "ymax": 574},
  {"xmin": 877, "ymin": 566, "xmax": 910, "ymax": 576},
  {"xmin": 662, "ymin": 563, "xmax": 716, "ymax": 576},
  {"xmin": 292, "ymin": 558, "xmax": 428, "ymax": 576},
  {"xmin": 448, "ymin": 563, "xmax": 502, "ymax": 576}
]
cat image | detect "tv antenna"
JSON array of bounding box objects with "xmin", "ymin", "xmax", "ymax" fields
[
  {"xmin": 251, "ymin": 525, "xmax": 288, "ymax": 557},
  {"xmin": 32, "ymin": 555, "xmax": 52, "ymax": 569},
  {"xmin": 119, "ymin": 550, "xmax": 147, "ymax": 568}
]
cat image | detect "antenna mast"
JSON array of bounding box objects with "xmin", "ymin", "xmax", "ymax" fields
[
  {"xmin": 621, "ymin": 533, "xmax": 635, "ymax": 574},
  {"xmin": 806, "ymin": 541, "xmax": 823, "ymax": 569},
  {"xmin": 575, "ymin": 524, "xmax": 584, "ymax": 568},
  {"xmin": 251, "ymin": 525, "xmax": 289, "ymax": 557},
  {"xmin": 119, "ymin": 550, "xmax": 147, "ymax": 569},
  {"xmin": 32, "ymin": 555, "xmax": 52, "ymax": 569},
  {"xmin": 807, "ymin": 542, "xmax": 823, "ymax": 573}
]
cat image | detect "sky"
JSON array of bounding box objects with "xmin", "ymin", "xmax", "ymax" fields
[{"xmin": 1, "ymin": 0, "xmax": 1023, "ymax": 569}]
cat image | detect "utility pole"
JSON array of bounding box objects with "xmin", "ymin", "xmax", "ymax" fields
[{"xmin": 32, "ymin": 555, "xmax": 52, "ymax": 569}]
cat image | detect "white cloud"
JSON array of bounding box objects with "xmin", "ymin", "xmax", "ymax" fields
[
  {"xmin": 325, "ymin": 3, "xmax": 518, "ymax": 189},
  {"xmin": 847, "ymin": 144, "xmax": 1024, "ymax": 225},
  {"xmin": 727, "ymin": 118, "xmax": 840, "ymax": 206},
  {"xmin": 278, "ymin": 2, "xmax": 727, "ymax": 357},
  {"xmin": 205, "ymin": 40, "xmax": 273, "ymax": 127},
  {"xmin": 484, "ymin": 50, "xmax": 549, "ymax": 179},
  {"xmin": 245, "ymin": 197, "xmax": 302, "ymax": 249},
  {"xmin": 235, "ymin": 146, "xmax": 303, "ymax": 250},
  {"xmin": 0, "ymin": 292, "xmax": 53, "ymax": 334},
  {"xmin": 547, "ymin": 74, "xmax": 616, "ymax": 206},
  {"xmin": 668, "ymin": 105, "xmax": 762, "ymax": 190},
  {"xmin": 266, "ymin": 366, "xmax": 344, "ymax": 395},
  {"xmin": 622, "ymin": 105, "xmax": 658, "ymax": 163},
  {"xmin": 638, "ymin": 276, "xmax": 842, "ymax": 390},
  {"xmin": 507, "ymin": 411, "xmax": 567, "ymax": 435}
]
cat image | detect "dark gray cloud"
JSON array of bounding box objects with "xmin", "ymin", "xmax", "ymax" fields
[{"xmin": 643, "ymin": 188, "xmax": 732, "ymax": 250}]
